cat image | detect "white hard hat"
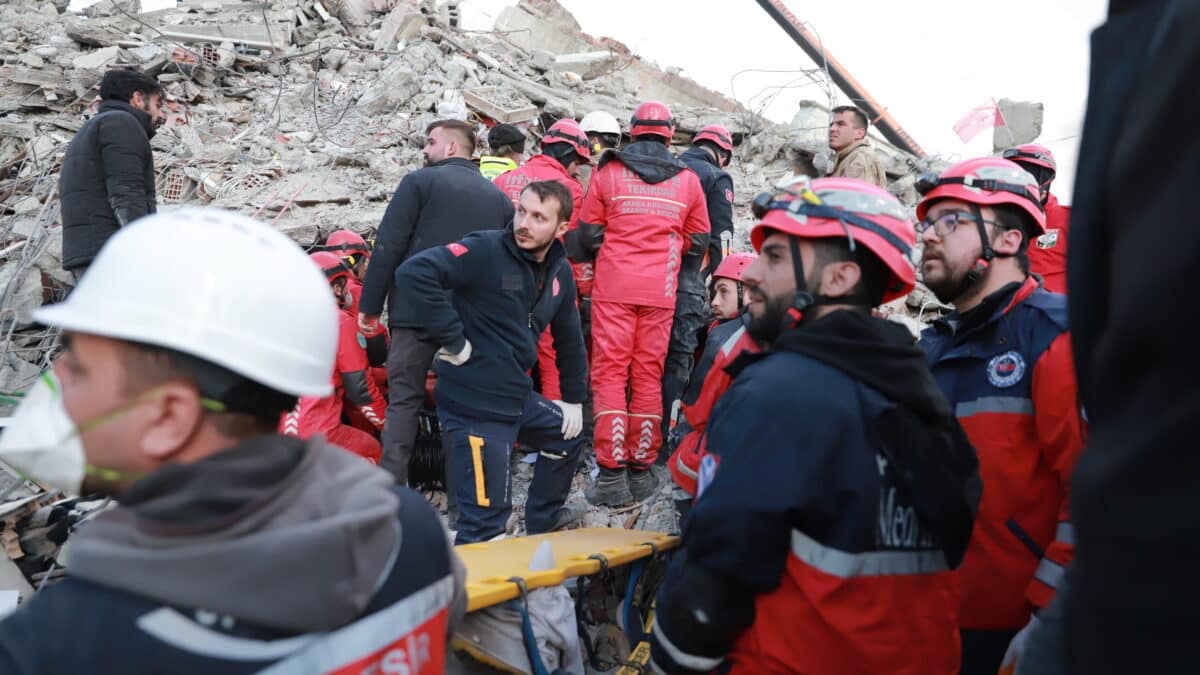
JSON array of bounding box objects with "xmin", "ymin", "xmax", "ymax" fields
[
  {"xmin": 580, "ymin": 111, "xmax": 621, "ymax": 136},
  {"xmin": 35, "ymin": 207, "xmax": 338, "ymax": 397}
]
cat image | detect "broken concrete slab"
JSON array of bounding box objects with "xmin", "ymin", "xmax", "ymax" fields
[
  {"xmin": 160, "ymin": 24, "xmax": 292, "ymax": 51},
  {"xmin": 374, "ymin": 8, "xmax": 425, "ymax": 51},
  {"xmin": 71, "ymin": 45, "xmax": 120, "ymax": 71},
  {"xmin": 463, "ymin": 87, "xmax": 539, "ymax": 124},
  {"xmin": 357, "ymin": 41, "xmax": 441, "ymax": 115},
  {"xmin": 993, "ymin": 98, "xmax": 1044, "ymax": 152}
]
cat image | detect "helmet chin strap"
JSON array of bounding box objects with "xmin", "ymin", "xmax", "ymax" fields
[
  {"xmin": 783, "ymin": 235, "xmax": 874, "ymax": 330},
  {"xmin": 959, "ymin": 203, "xmax": 996, "ymax": 297}
]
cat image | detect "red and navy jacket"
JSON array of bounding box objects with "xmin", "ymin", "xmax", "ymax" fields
[
  {"xmin": 668, "ymin": 313, "xmax": 760, "ymax": 497},
  {"xmin": 652, "ymin": 311, "xmax": 976, "ymax": 675},
  {"xmin": 280, "ymin": 309, "xmax": 387, "ymax": 451},
  {"xmin": 920, "ymin": 276, "xmax": 1085, "ymax": 630}
]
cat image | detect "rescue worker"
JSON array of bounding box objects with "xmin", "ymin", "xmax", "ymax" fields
[
  {"xmin": 60, "ymin": 69, "xmax": 165, "ymax": 277},
  {"xmin": 828, "ymin": 105, "xmax": 888, "ymax": 188},
  {"xmin": 360, "ymin": 119, "xmax": 514, "ymax": 485},
  {"xmin": 915, "ymin": 157, "xmax": 1085, "ymax": 675},
  {"xmin": 666, "ymin": 251, "xmax": 758, "ymax": 526},
  {"xmin": 323, "ymin": 228, "xmax": 371, "ymax": 313},
  {"xmin": 394, "ymin": 181, "xmax": 588, "ymax": 544},
  {"xmin": 0, "ymin": 207, "xmax": 463, "ymax": 673},
  {"xmin": 494, "ymin": 118, "xmax": 591, "ymax": 402},
  {"xmin": 580, "ymin": 110, "xmax": 621, "ymax": 156},
  {"xmin": 710, "ymin": 251, "xmax": 756, "ymax": 322},
  {"xmin": 663, "ymin": 124, "xmax": 737, "ymax": 440},
  {"xmin": 578, "ymin": 110, "xmax": 622, "ymax": 192},
  {"xmin": 1002, "ymin": 144, "xmax": 1071, "ymax": 294},
  {"xmin": 651, "ymin": 179, "xmax": 980, "ymax": 674},
  {"xmin": 479, "ymin": 123, "xmax": 526, "ymax": 180},
  {"xmin": 324, "ymin": 228, "xmax": 388, "ymax": 368},
  {"xmin": 568, "ymin": 100, "xmax": 711, "ymax": 506},
  {"xmin": 280, "ymin": 251, "xmax": 388, "ymax": 463}
]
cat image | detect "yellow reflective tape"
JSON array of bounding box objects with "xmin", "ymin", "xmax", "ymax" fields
[{"xmin": 469, "ymin": 435, "xmax": 490, "ymax": 508}]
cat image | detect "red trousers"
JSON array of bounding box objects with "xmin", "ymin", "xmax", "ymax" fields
[
  {"xmin": 327, "ymin": 424, "xmax": 382, "ymax": 464},
  {"xmin": 590, "ymin": 300, "xmax": 673, "ymax": 469}
]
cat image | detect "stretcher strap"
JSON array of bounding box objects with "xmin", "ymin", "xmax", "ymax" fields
[
  {"xmin": 575, "ymin": 554, "xmax": 621, "ymax": 672},
  {"xmin": 505, "ymin": 576, "xmax": 553, "ymax": 675}
]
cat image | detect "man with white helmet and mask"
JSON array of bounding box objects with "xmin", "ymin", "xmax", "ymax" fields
[
  {"xmin": 0, "ymin": 207, "xmax": 464, "ymax": 674},
  {"xmin": 578, "ymin": 110, "xmax": 621, "ymax": 192}
]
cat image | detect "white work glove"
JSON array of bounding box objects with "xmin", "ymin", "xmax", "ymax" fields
[
  {"xmin": 436, "ymin": 339, "xmax": 472, "ymax": 366},
  {"xmin": 1000, "ymin": 614, "xmax": 1041, "ymax": 674},
  {"xmin": 555, "ymin": 400, "xmax": 583, "ymax": 440}
]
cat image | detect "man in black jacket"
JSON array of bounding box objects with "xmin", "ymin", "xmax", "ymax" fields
[
  {"xmin": 394, "ymin": 181, "xmax": 587, "ymax": 544},
  {"xmin": 1038, "ymin": 2, "xmax": 1200, "ymax": 674},
  {"xmin": 359, "ymin": 119, "xmax": 514, "ymax": 484},
  {"xmin": 663, "ymin": 124, "xmax": 736, "ymax": 441},
  {"xmin": 59, "ymin": 69, "xmax": 163, "ymax": 275}
]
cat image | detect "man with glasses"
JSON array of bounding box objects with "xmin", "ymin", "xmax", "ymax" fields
[{"xmin": 915, "ymin": 157, "xmax": 1085, "ymax": 675}]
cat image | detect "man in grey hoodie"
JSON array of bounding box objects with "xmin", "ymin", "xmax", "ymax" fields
[{"xmin": 0, "ymin": 207, "xmax": 465, "ymax": 674}]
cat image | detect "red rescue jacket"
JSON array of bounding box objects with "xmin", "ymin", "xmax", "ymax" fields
[
  {"xmin": 669, "ymin": 319, "xmax": 761, "ymax": 496},
  {"xmin": 281, "ymin": 310, "xmax": 388, "ymax": 454},
  {"xmin": 1028, "ymin": 193, "xmax": 1071, "ymax": 294},
  {"xmin": 921, "ymin": 277, "xmax": 1085, "ymax": 629},
  {"xmin": 572, "ymin": 142, "xmax": 710, "ymax": 309}
]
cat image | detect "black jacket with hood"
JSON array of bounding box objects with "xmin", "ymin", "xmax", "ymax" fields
[
  {"xmin": 59, "ymin": 99, "xmax": 158, "ymax": 271},
  {"xmin": 0, "ymin": 436, "xmax": 466, "ymax": 674}
]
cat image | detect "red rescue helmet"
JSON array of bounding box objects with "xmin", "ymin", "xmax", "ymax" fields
[
  {"xmin": 309, "ymin": 251, "xmax": 351, "ymax": 286},
  {"xmin": 694, "ymin": 124, "xmax": 733, "ymax": 154},
  {"xmin": 751, "ymin": 177, "xmax": 917, "ymax": 304},
  {"xmin": 915, "ymin": 157, "xmax": 1046, "ymax": 236},
  {"xmin": 542, "ymin": 118, "xmax": 591, "ymax": 160},
  {"xmin": 629, "ymin": 101, "xmax": 675, "ymax": 140},
  {"xmin": 325, "ymin": 229, "xmax": 370, "ymax": 259},
  {"xmin": 1002, "ymin": 143, "xmax": 1056, "ymax": 174},
  {"xmin": 713, "ymin": 252, "xmax": 756, "ymax": 282}
]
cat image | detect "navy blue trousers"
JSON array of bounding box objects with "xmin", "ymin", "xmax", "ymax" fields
[{"xmin": 438, "ymin": 392, "xmax": 585, "ymax": 544}]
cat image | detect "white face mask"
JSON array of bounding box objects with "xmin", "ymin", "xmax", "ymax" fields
[{"xmin": 0, "ymin": 372, "xmax": 85, "ymax": 496}]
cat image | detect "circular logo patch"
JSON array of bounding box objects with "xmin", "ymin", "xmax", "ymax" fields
[
  {"xmin": 357, "ymin": 333, "xmax": 368, "ymax": 349},
  {"xmin": 987, "ymin": 350, "xmax": 1026, "ymax": 388}
]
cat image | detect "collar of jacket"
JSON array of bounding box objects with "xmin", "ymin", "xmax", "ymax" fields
[
  {"xmin": 836, "ymin": 139, "xmax": 870, "ymax": 161},
  {"xmin": 99, "ymin": 98, "xmax": 155, "ymax": 138},
  {"xmin": 431, "ymin": 156, "xmax": 477, "ymax": 169},
  {"xmin": 526, "ymin": 153, "xmax": 572, "ymax": 178},
  {"xmin": 598, "ymin": 140, "xmax": 687, "ymax": 184},
  {"xmin": 681, "ymin": 145, "xmax": 719, "ymax": 167},
  {"xmin": 934, "ymin": 276, "xmax": 1039, "ymax": 338}
]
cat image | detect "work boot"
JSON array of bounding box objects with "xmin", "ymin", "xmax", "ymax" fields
[
  {"xmin": 549, "ymin": 502, "xmax": 587, "ymax": 531},
  {"xmin": 587, "ymin": 466, "xmax": 634, "ymax": 506},
  {"xmin": 628, "ymin": 465, "xmax": 660, "ymax": 502}
]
